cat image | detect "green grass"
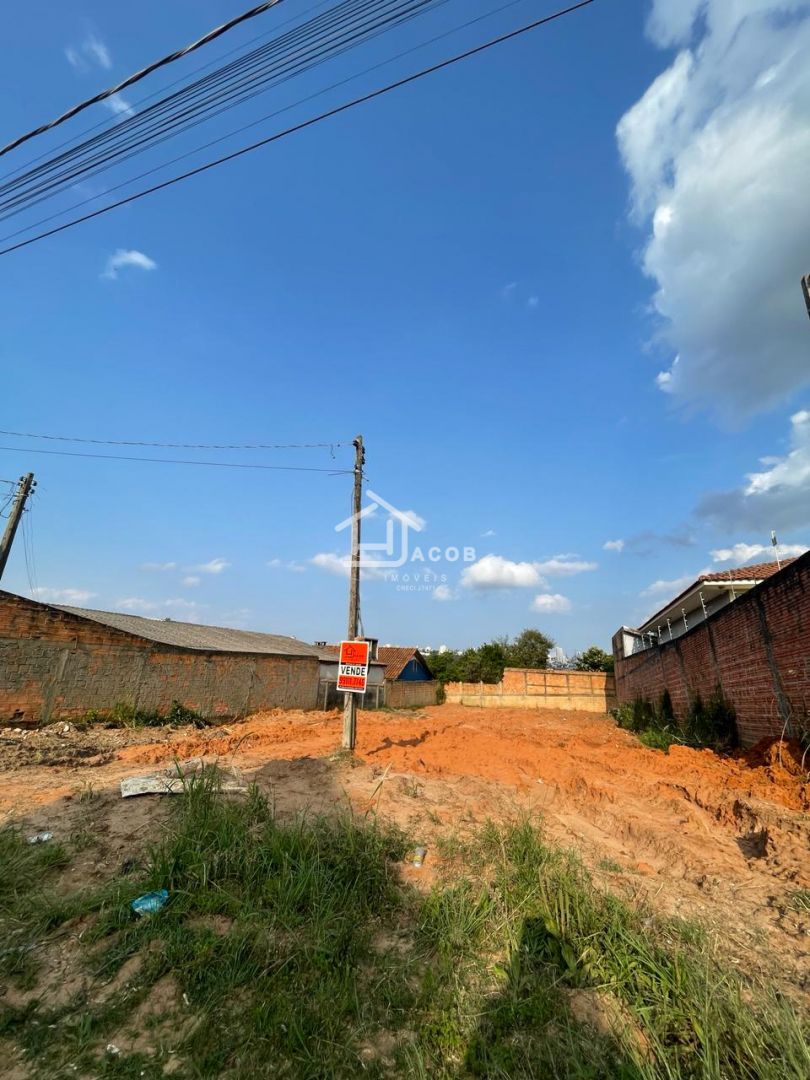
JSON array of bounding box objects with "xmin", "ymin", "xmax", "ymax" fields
[
  {"xmin": 76, "ymin": 699, "xmax": 210, "ymax": 730},
  {"xmin": 1, "ymin": 770, "xmax": 808, "ymax": 1079},
  {"xmin": 790, "ymin": 889, "xmax": 810, "ymax": 914}
]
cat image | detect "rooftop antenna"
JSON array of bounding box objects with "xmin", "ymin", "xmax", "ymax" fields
[{"xmin": 771, "ymin": 530, "xmax": 781, "ymax": 570}]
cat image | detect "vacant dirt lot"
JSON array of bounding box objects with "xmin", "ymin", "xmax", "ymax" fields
[{"xmin": 2, "ymin": 703, "xmax": 808, "ymax": 995}]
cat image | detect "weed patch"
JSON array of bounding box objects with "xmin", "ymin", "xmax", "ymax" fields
[{"xmin": 1, "ymin": 774, "xmax": 807, "ymax": 1078}]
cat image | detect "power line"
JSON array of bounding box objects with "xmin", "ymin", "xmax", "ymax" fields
[
  {"xmin": 0, "ymin": 0, "xmax": 528, "ymax": 246},
  {"xmin": 0, "ymin": 0, "xmax": 336, "ymax": 186},
  {"xmin": 0, "ymin": 429, "xmax": 349, "ymax": 450},
  {"xmin": 0, "ymin": 1, "xmax": 289, "ymax": 159},
  {"xmin": 0, "ymin": 444, "xmax": 353, "ymax": 473},
  {"xmin": 0, "ymin": 0, "xmax": 596, "ymax": 257},
  {"xmin": 0, "ymin": 0, "xmax": 444, "ymax": 222}
]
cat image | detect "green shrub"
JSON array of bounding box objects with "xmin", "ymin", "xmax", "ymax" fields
[{"xmin": 613, "ymin": 687, "xmax": 737, "ymax": 754}]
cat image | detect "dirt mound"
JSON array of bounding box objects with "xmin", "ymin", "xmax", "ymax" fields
[{"xmin": 2, "ymin": 704, "xmax": 809, "ymax": 998}]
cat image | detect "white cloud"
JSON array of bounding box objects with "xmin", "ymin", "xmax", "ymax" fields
[
  {"xmin": 461, "ymin": 553, "xmax": 596, "ymax": 590},
  {"xmin": 102, "ymin": 249, "xmax": 157, "ymax": 281},
  {"xmin": 139, "ymin": 561, "xmax": 176, "ymax": 572},
  {"xmin": 527, "ymin": 296, "xmax": 539, "ymax": 309},
  {"xmin": 640, "ymin": 571, "xmax": 708, "ymax": 599},
  {"xmin": 710, "ymin": 541, "xmax": 807, "ymax": 564},
  {"xmin": 181, "ymin": 576, "xmax": 201, "ymax": 588},
  {"xmin": 481, "ymin": 529, "xmax": 496, "ymax": 538},
  {"xmin": 84, "ymin": 34, "xmax": 111, "ymax": 69},
  {"xmin": 697, "ymin": 409, "xmax": 810, "ymax": 531},
  {"xmin": 617, "ymin": 1, "xmax": 810, "ymax": 416},
  {"xmin": 530, "ymin": 593, "xmax": 572, "ymax": 614},
  {"xmin": 461, "ymin": 555, "xmax": 546, "ymax": 590},
  {"xmin": 65, "ymin": 32, "xmax": 112, "ymax": 72},
  {"xmin": 32, "ymin": 587, "xmax": 96, "ymax": 605},
  {"xmin": 103, "ymin": 93, "xmax": 135, "ymax": 118},
  {"xmin": 190, "ymin": 558, "xmax": 230, "ymax": 575},
  {"xmin": 432, "ymin": 584, "xmax": 454, "ymax": 602},
  {"xmin": 310, "ymin": 552, "xmax": 385, "ymax": 580},
  {"xmin": 534, "ymin": 555, "xmax": 598, "ymax": 577},
  {"xmin": 267, "ymin": 558, "xmax": 306, "ymax": 573},
  {"xmin": 603, "ymin": 539, "xmax": 625, "ymax": 552}
]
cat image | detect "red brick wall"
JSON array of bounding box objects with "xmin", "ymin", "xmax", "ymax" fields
[
  {"xmin": 614, "ymin": 553, "xmax": 810, "ymax": 746},
  {"xmin": 0, "ymin": 592, "xmax": 319, "ymax": 724}
]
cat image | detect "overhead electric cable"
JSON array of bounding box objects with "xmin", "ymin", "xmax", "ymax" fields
[
  {"xmin": 0, "ymin": 0, "xmax": 336, "ymax": 185},
  {"xmin": 0, "ymin": 429, "xmax": 349, "ymax": 450},
  {"xmin": 0, "ymin": 445, "xmax": 353, "ymax": 472},
  {"xmin": 0, "ymin": 0, "xmax": 446, "ymax": 221},
  {"xmin": 0, "ymin": 0, "xmax": 596, "ymax": 257},
  {"xmin": 2, "ymin": 0, "xmax": 532, "ymax": 244},
  {"xmin": 0, "ymin": 1, "xmax": 290, "ymax": 158}
]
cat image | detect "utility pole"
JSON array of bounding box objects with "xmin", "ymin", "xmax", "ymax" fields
[
  {"xmin": 0, "ymin": 472, "xmax": 35, "ymax": 582},
  {"xmin": 802, "ymin": 273, "xmax": 810, "ymax": 321},
  {"xmin": 342, "ymin": 435, "xmax": 365, "ymax": 750}
]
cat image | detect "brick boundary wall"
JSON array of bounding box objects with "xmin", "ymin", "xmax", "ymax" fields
[
  {"xmin": 0, "ymin": 593, "xmax": 319, "ymax": 724},
  {"xmin": 385, "ymin": 680, "xmax": 438, "ymax": 709},
  {"xmin": 613, "ymin": 551, "xmax": 810, "ymax": 747},
  {"xmin": 444, "ymin": 668, "xmax": 617, "ymax": 713}
]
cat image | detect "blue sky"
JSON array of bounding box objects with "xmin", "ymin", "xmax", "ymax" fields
[{"xmin": 2, "ymin": 0, "xmax": 809, "ymax": 655}]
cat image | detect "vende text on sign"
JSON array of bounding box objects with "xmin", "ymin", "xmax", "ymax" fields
[{"xmin": 337, "ymin": 639, "xmax": 370, "ymax": 693}]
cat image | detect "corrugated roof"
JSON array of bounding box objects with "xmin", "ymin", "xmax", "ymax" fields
[{"xmin": 53, "ymin": 604, "xmax": 320, "ymax": 657}]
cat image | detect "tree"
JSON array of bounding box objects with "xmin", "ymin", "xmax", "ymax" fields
[
  {"xmin": 425, "ymin": 650, "xmax": 459, "ymax": 684},
  {"xmin": 505, "ymin": 628, "xmax": 554, "ymax": 670},
  {"xmin": 574, "ymin": 645, "xmax": 614, "ymax": 673}
]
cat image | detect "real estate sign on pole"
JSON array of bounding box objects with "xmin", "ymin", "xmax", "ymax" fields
[{"xmin": 337, "ymin": 639, "xmax": 370, "ymax": 694}]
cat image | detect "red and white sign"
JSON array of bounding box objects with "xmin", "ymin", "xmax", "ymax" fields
[{"xmin": 337, "ymin": 639, "xmax": 370, "ymax": 693}]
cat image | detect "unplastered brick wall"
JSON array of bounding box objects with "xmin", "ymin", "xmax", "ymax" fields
[
  {"xmin": 385, "ymin": 680, "xmax": 438, "ymax": 709},
  {"xmin": 613, "ymin": 552, "xmax": 810, "ymax": 746},
  {"xmin": 0, "ymin": 592, "xmax": 319, "ymax": 724},
  {"xmin": 444, "ymin": 668, "xmax": 617, "ymax": 713}
]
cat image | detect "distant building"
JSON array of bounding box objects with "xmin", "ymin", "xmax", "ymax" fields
[
  {"xmin": 615, "ymin": 560, "xmax": 795, "ymax": 657},
  {"xmin": 547, "ymin": 646, "xmax": 568, "ymax": 669},
  {"xmin": 315, "ymin": 642, "xmax": 437, "ymax": 709},
  {"xmin": 1, "ymin": 591, "xmax": 321, "ymax": 725},
  {"xmin": 612, "ymin": 556, "xmax": 809, "ymax": 746}
]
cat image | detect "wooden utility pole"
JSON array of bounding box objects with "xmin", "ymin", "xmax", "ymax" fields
[
  {"xmin": 342, "ymin": 435, "xmax": 364, "ymax": 750},
  {"xmin": 0, "ymin": 472, "xmax": 35, "ymax": 582}
]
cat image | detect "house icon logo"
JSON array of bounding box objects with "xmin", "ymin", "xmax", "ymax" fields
[{"xmin": 335, "ymin": 490, "xmax": 424, "ymax": 569}]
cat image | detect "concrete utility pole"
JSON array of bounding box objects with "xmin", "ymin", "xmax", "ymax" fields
[
  {"xmin": 0, "ymin": 472, "xmax": 35, "ymax": 582},
  {"xmin": 342, "ymin": 435, "xmax": 365, "ymax": 750}
]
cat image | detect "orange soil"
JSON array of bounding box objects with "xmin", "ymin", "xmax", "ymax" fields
[
  {"xmin": 117, "ymin": 705, "xmax": 809, "ymax": 813},
  {"xmin": 2, "ymin": 704, "xmax": 808, "ymax": 994}
]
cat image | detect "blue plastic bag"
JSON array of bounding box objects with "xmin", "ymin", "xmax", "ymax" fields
[{"xmin": 131, "ymin": 889, "xmax": 169, "ymax": 917}]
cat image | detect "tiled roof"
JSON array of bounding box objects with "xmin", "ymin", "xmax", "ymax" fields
[
  {"xmin": 640, "ymin": 559, "xmax": 794, "ymax": 631},
  {"xmin": 377, "ymin": 646, "xmax": 427, "ymax": 681},
  {"xmin": 697, "ymin": 560, "xmax": 794, "ymax": 583},
  {"xmin": 52, "ymin": 604, "xmax": 320, "ymax": 657}
]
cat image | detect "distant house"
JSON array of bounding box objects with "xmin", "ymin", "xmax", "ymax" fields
[
  {"xmin": 315, "ymin": 640, "xmax": 437, "ymax": 709},
  {"xmin": 612, "ymin": 555, "xmax": 810, "ymax": 746},
  {"xmin": 1, "ymin": 591, "xmax": 322, "ymax": 725},
  {"xmin": 615, "ymin": 559, "xmax": 796, "ymax": 657}
]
